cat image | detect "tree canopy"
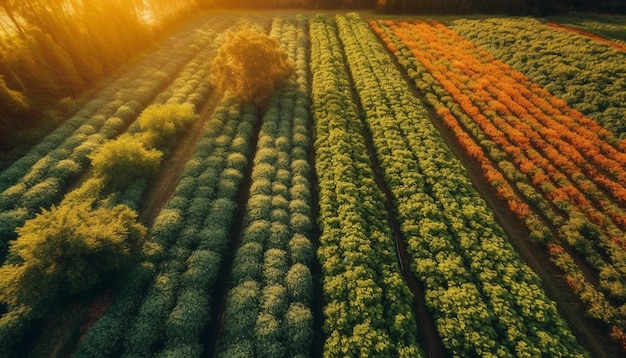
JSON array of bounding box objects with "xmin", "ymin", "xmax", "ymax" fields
[
  {"xmin": 211, "ymin": 28, "xmax": 293, "ymax": 106},
  {"xmin": 0, "ymin": 200, "xmax": 145, "ymax": 316}
]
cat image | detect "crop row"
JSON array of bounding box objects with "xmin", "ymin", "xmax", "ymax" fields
[
  {"xmin": 337, "ymin": 14, "xmax": 587, "ymax": 357},
  {"xmin": 378, "ymin": 19, "xmax": 626, "ymax": 291},
  {"xmin": 218, "ymin": 16, "xmax": 315, "ymax": 358},
  {"xmin": 0, "ymin": 15, "xmax": 235, "ymax": 261},
  {"xmin": 448, "ymin": 18, "xmax": 626, "ymax": 138},
  {"xmin": 310, "ymin": 15, "xmax": 424, "ymax": 357},
  {"xmin": 371, "ymin": 19, "xmax": 626, "ymax": 348}
]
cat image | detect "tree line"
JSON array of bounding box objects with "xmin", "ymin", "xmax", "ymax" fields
[
  {"xmin": 214, "ymin": 0, "xmax": 625, "ymax": 13},
  {"xmin": 0, "ymin": 0, "xmax": 212, "ymax": 155}
]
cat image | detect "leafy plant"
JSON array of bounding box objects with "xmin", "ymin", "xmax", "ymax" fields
[{"xmin": 211, "ymin": 28, "xmax": 293, "ymax": 105}]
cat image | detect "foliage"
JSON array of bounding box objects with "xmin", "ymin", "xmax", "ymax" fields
[
  {"xmin": 310, "ymin": 14, "xmax": 424, "ymax": 357},
  {"xmin": 136, "ymin": 103, "xmax": 198, "ymax": 148},
  {"xmin": 219, "ymin": 16, "xmax": 314, "ymax": 358},
  {"xmin": 0, "ymin": 76, "xmax": 29, "ymax": 117},
  {"xmin": 211, "ymin": 28, "xmax": 293, "ymax": 105},
  {"xmin": 339, "ymin": 13, "xmax": 588, "ymax": 356},
  {"xmin": 89, "ymin": 135, "xmax": 163, "ymax": 191},
  {"xmin": 0, "ymin": 200, "xmax": 145, "ymax": 316},
  {"xmin": 373, "ymin": 17, "xmax": 626, "ymax": 346},
  {"xmin": 450, "ymin": 17, "xmax": 626, "ymax": 137}
]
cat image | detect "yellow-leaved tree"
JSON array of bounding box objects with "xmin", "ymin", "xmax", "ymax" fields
[
  {"xmin": 211, "ymin": 28, "xmax": 293, "ymax": 106},
  {"xmin": 0, "ymin": 200, "xmax": 145, "ymax": 316}
]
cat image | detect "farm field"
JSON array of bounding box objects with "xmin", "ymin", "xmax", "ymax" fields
[{"xmin": 0, "ymin": 10, "xmax": 625, "ymax": 358}]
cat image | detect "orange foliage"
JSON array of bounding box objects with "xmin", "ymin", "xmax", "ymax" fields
[
  {"xmin": 378, "ymin": 19, "xmax": 626, "ymax": 238},
  {"xmin": 610, "ymin": 326, "xmax": 626, "ymax": 352}
]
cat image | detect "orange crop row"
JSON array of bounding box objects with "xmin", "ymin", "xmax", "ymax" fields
[{"xmin": 547, "ymin": 22, "xmax": 626, "ymax": 52}]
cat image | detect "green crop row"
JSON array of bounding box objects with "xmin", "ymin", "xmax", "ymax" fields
[
  {"xmin": 218, "ymin": 16, "xmax": 315, "ymax": 358},
  {"xmin": 310, "ymin": 15, "xmax": 424, "ymax": 358}
]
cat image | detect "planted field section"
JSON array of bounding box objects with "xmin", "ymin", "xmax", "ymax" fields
[
  {"xmin": 337, "ymin": 14, "xmax": 588, "ymax": 357},
  {"xmin": 310, "ymin": 15, "xmax": 424, "ymax": 357},
  {"xmin": 73, "ymin": 97, "xmax": 259, "ymax": 357},
  {"xmin": 0, "ymin": 15, "xmax": 234, "ymax": 261},
  {"xmin": 372, "ymin": 19, "xmax": 626, "ymax": 349},
  {"xmin": 447, "ymin": 18, "xmax": 626, "ymax": 138},
  {"xmin": 217, "ymin": 16, "xmax": 315, "ymax": 358}
]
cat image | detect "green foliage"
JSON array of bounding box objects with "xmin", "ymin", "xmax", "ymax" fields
[
  {"xmin": 89, "ymin": 134, "xmax": 163, "ymax": 191},
  {"xmin": 136, "ymin": 103, "xmax": 198, "ymax": 148},
  {"xmin": 288, "ymin": 234, "xmax": 314, "ymax": 265},
  {"xmin": 231, "ymin": 242, "xmax": 264, "ymax": 285},
  {"xmin": 255, "ymin": 312, "xmax": 285, "ymax": 358},
  {"xmin": 225, "ymin": 281, "xmax": 260, "ymax": 341},
  {"xmin": 285, "ymin": 263, "xmax": 313, "ymax": 303},
  {"xmin": 285, "ymin": 303, "xmax": 313, "ymax": 357},
  {"xmin": 211, "ymin": 28, "xmax": 293, "ymax": 105},
  {"xmin": 0, "ymin": 200, "xmax": 145, "ymax": 315}
]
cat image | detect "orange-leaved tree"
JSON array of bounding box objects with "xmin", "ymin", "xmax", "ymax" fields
[{"xmin": 211, "ymin": 28, "xmax": 293, "ymax": 106}]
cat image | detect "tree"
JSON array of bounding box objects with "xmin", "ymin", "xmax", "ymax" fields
[
  {"xmin": 0, "ymin": 74, "xmax": 27, "ymax": 110},
  {"xmin": 0, "ymin": 200, "xmax": 145, "ymax": 316},
  {"xmin": 211, "ymin": 28, "xmax": 293, "ymax": 106}
]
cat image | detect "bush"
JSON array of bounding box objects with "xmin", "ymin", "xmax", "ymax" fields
[
  {"xmin": 0, "ymin": 200, "xmax": 145, "ymax": 315},
  {"xmin": 136, "ymin": 103, "xmax": 198, "ymax": 148},
  {"xmin": 288, "ymin": 234, "xmax": 314, "ymax": 265},
  {"xmin": 211, "ymin": 29, "xmax": 293, "ymax": 105},
  {"xmin": 231, "ymin": 243, "xmax": 264, "ymax": 285},
  {"xmin": 263, "ymin": 249, "xmax": 287, "ymax": 285},
  {"xmin": 285, "ymin": 264, "xmax": 313, "ymax": 303},
  {"xmin": 225, "ymin": 281, "xmax": 260, "ymax": 340},
  {"xmin": 89, "ymin": 135, "xmax": 162, "ymax": 192}
]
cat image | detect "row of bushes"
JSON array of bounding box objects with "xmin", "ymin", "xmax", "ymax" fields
[
  {"xmin": 310, "ymin": 15, "xmax": 425, "ymax": 357},
  {"xmin": 219, "ymin": 16, "xmax": 315, "ymax": 358}
]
